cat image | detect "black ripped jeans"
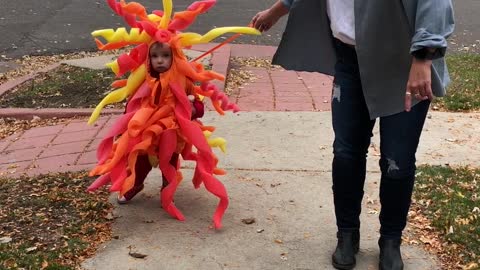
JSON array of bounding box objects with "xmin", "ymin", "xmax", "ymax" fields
[{"xmin": 331, "ymin": 40, "xmax": 430, "ymax": 239}]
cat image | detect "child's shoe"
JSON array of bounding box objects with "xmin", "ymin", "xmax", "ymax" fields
[{"xmin": 117, "ymin": 184, "xmax": 145, "ymax": 204}]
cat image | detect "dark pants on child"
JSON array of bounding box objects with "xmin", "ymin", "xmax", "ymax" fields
[
  {"xmin": 331, "ymin": 40, "xmax": 430, "ymax": 239},
  {"xmin": 134, "ymin": 153, "xmax": 179, "ymax": 189}
]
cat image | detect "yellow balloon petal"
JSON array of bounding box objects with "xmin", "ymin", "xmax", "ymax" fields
[
  {"xmin": 106, "ymin": 61, "xmax": 120, "ymax": 76},
  {"xmin": 92, "ymin": 29, "xmax": 115, "ymax": 40},
  {"xmin": 147, "ymin": 14, "xmax": 162, "ymax": 22},
  {"xmin": 208, "ymin": 137, "xmax": 227, "ymax": 153},
  {"xmin": 88, "ymin": 65, "xmax": 147, "ymax": 124},
  {"xmin": 111, "ymin": 28, "xmax": 129, "ymax": 43},
  {"xmin": 178, "ymin": 33, "xmax": 203, "ymax": 47},
  {"xmin": 179, "ymin": 27, "xmax": 260, "ymax": 46},
  {"xmin": 203, "ymin": 131, "xmax": 227, "ymax": 153},
  {"xmin": 92, "ymin": 27, "xmax": 151, "ymax": 44},
  {"xmin": 160, "ymin": 0, "xmax": 173, "ymax": 29}
]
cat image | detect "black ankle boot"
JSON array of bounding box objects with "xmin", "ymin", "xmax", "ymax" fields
[
  {"xmin": 379, "ymin": 237, "xmax": 404, "ymax": 270},
  {"xmin": 332, "ymin": 230, "xmax": 360, "ymax": 270}
]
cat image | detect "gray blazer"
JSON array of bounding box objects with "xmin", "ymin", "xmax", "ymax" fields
[{"xmin": 273, "ymin": 0, "xmax": 455, "ymax": 118}]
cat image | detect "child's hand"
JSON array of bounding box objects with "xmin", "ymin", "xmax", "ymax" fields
[
  {"xmin": 189, "ymin": 95, "xmax": 205, "ymax": 119},
  {"xmin": 188, "ymin": 95, "xmax": 197, "ymax": 118}
]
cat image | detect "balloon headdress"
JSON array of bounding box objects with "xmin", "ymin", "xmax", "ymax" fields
[{"xmin": 86, "ymin": 0, "xmax": 260, "ymax": 229}]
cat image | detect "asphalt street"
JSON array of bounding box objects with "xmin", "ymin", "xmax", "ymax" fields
[
  {"xmin": 0, "ymin": 0, "xmax": 478, "ymax": 58},
  {"xmin": 0, "ymin": 0, "xmax": 285, "ymax": 58}
]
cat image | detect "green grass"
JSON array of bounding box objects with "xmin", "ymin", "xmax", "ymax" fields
[
  {"xmin": 0, "ymin": 243, "xmax": 80, "ymax": 270},
  {"xmin": 434, "ymin": 53, "xmax": 480, "ymax": 111},
  {"xmin": 0, "ymin": 65, "xmax": 116, "ymax": 109},
  {"xmin": 415, "ymin": 165, "xmax": 480, "ymax": 266},
  {"xmin": 0, "ymin": 172, "xmax": 112, "ymax": 269}
]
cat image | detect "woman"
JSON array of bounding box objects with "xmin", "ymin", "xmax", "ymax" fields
[{"xmin": 252, "ymin": 1, "xmax": 454, "ymax": 269}]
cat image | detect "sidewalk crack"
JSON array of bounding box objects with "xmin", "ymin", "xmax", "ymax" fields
[{"xmin": 297, "ymin": 71, "xmax": 317, "ymax": 111}]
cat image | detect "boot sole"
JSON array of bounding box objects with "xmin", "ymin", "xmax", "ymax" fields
[
  {"xmin": 332, "ymin": 260, "xmax": 355, "ymax": 270},
  {"xmin": 331, "ymin": 247, "xmax": 359, "ymax": 270}
]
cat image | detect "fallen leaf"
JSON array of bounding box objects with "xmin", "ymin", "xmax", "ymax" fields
[
  {"xmin": 0, "ymin": 236, "xmax": 12, "ymax": 243},
  {"xmin": 465, "ymin": 262, "xmax": 479, "ymax": 270},
  {"xmin": 419, "ymin": 236, "xmax": 433, "ymax": 245},
  {"xmin": 26, "ymin": 246, "xmax": 38, "ymax": 253},
  {"xmin": 129, "ymin": 252, "xmax": 148, "ymax": 259},
  {"xmin": 241, "ymin": 218, "xmax": 256, "ymax": 225}
]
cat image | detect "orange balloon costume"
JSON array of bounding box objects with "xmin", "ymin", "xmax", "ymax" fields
[{"xmin": 86, "ymin": 0, "xmax": 260, "ymax": 229}]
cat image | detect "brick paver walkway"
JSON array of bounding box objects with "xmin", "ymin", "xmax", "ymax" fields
[
  {"xmin": 0, "ymin": 116, "xmax": 117, "ymax": 177},
  {"xmin": 235, "ymin": 67, "xmax": 332, "ymax": 111}
]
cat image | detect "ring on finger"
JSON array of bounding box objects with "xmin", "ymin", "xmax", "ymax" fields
[{"xmin": 406, "ymin": 91, "xmax": 412, "ymax": 96}]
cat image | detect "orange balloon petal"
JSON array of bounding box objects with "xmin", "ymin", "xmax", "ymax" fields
[
  {"xmin": 212, "ymin": 100, "xmax": 225, "ymax": 115},
  {"xmin": 111, "ymin": 79, "xmax": 128, "ymax": 88}
]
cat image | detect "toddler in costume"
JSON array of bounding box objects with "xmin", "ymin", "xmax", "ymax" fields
[
  {"xmin": 116, "ymin": 41, "xmax": 205, "ymax": 204},
  {"xmin": 86, "ymin": 0, "xmax": 260, "ymax": 229}
]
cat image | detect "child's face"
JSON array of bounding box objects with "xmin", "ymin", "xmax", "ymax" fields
[{"xmin": 149, "ymin": 42, "xmax": 173, "ymax": 74}]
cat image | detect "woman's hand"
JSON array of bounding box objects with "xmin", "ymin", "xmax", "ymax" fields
[
  {"xmin": 405, "ymin": 58, "xmax": 433, "ymax": 112},
  {"xmin": 251, "ymin": 1, "xmax": 289, "ymax": 32}
]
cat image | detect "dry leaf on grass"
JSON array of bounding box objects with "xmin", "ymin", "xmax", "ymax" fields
[{"xmin": 0, "ymin": 171, "xmax": 113, "ymax": 268}]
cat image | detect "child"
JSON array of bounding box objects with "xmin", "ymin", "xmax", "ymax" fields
[
  {"xmin": 87, "ymin": 0, "xmax": 260, "ymax": 229},
  {"xmin": 117, "ymin": 41, "xmax": 205, "ymax": 204}
]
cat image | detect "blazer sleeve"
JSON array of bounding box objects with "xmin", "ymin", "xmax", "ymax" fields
[
  {"xmin": 409, "ymin": 0, "xmax": 455, "ymax": 59},
  {"xmin": 281, "ymin": 0, "xmax": 294, "ymax": 9}
]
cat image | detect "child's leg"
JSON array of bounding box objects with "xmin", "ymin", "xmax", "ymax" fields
[
  {"xmin": 134, "ymin": 154, "xmax": 153, "ymax": 187},
  {"xmin": 118, "ymin": 154, "xmax": 152, "ymax": 203},
  {"xmin": 161, "ymin": 153, "xmax": 179, "ymax": 190}
]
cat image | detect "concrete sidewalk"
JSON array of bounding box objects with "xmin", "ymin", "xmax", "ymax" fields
[{"xmin": 79, "ymin": 111, "xmax": 479, "ymax": 270}]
